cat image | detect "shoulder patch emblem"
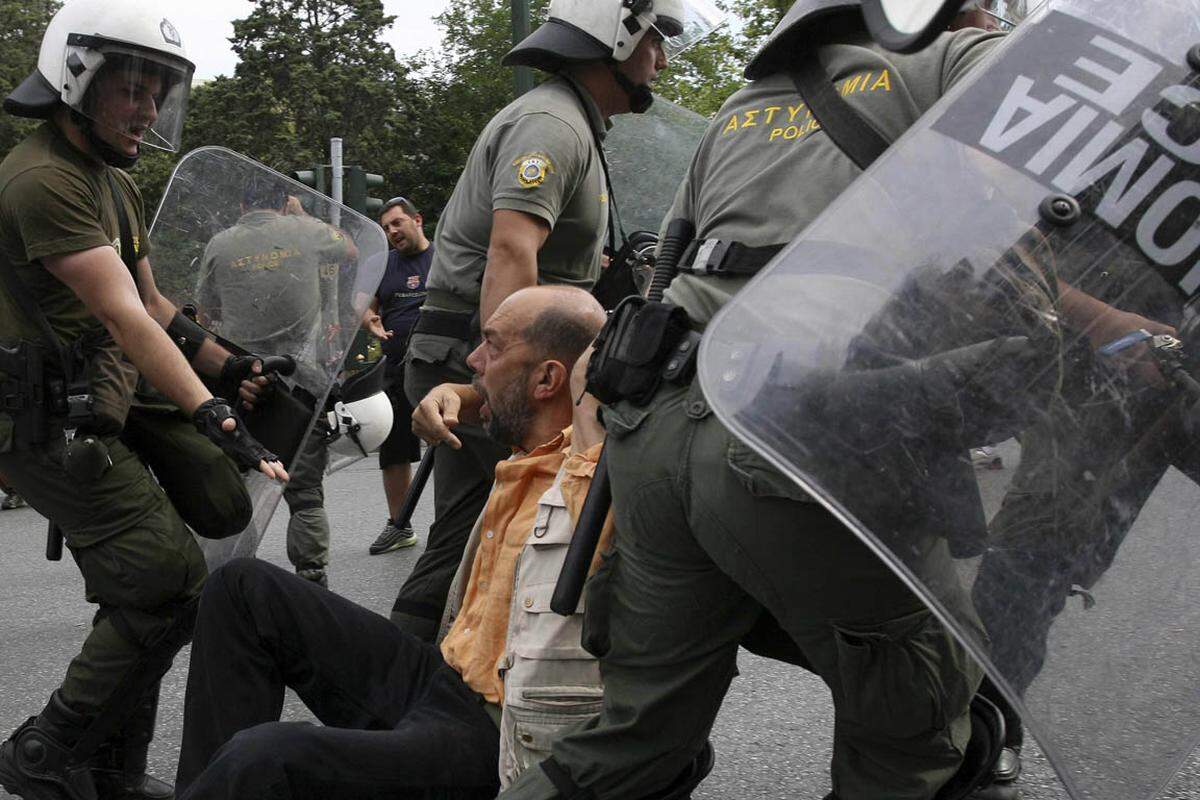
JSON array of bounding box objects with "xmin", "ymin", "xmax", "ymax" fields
[{"xmin": 514, "ymin": 154, "xmax": 554, "ymax": 189}]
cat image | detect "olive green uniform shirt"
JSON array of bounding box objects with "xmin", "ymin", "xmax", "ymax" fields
[
  {"xmin": 663, "ymin": 28, "xmax": 1002, "ymax": 327},
  {"xmin": 424, "ymin": 74, "xmax": 609, "ymax": 312},
  {"xmin": 0, "ymin": 121, "xmax": 150, "ymax": 346},
  {"xmin": 197, "ymin": 210, "xmax": 346, "ymax": 387},
  {"xmin": 0, "ymin": 121, "xmax": 150, "ymax": 427}
]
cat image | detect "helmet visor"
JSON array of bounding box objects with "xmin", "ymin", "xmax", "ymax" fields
[
  {"xmin": 971, "ymin": 0, "xmax": 1040, "ymax": 30},
  {"xmin": 651, "ymin": 0, "xmax": 727, "ymax": 59},
  {"xmin": 71, "ymin": 45, "xmax": 193, "ymax": 153}
]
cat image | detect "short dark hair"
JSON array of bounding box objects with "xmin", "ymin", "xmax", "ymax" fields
[
  {"xmin": 380, "ymin": 196, "xmax": 419, "ymax": 219},
  {"xmin": 523, "ymin": 304, "xmax": 601, "ymax": 369},
  {"xmin": 242, "ymin": 174, "xmax": 287, "ymax": 210}
]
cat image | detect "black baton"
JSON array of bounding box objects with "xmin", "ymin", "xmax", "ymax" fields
[
  {"xmin": 395, "ymin": 445, "xmax": 436, "ymax": 530},
  {"xmin": 46, "ymin": 520, "xmax": 63, "ymax": 561},
  {"xmin": 550, "ymin": 447, "xmax": 611, "ymax": 615}
]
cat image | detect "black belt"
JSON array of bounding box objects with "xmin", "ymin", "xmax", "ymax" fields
[
  {"xmin": 413, "ymin": 309, "xmax": 477, "ymax": 342},
  {"xmin": 678, "ymin": 239, "xmax": 785, "ymax": 277}
]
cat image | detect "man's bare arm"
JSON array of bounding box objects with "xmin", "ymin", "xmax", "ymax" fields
[
  {"xmin": 570, "ymin": 345, "xmax": 604, "ymax": 453},
  {"xmin": 51, "ymin": 248, "xmax": 214, "ymax": 413},
  {"xmin": 479, "ymin": 209, "xmax": 549, "ymax": 325},
  {"xmin": 362, "ymin": 296, "xmax": 392, "ymax": 340},
  {"xmin": 1056, "ymin": 279, "xmax": 1174, "ymax": 386},
  {"xmin": 135, "ymin": 255, "xmax": 236, "ymax": 377},
  {"xmin": 45, "ymin": 247, "xmax": 286, "ymax": 479},
  {"xmin": 411, "ymin": 383, "xmax": 484, "ymax": 449}
]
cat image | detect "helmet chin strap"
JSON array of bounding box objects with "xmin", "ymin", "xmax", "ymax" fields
[
  {"xmin": 610, "ymin": 63, "xmax": 655, "ymax": 114},
  {"xmin": 70, "ymin": 109, "xmax": 141, "ymax": 168}
]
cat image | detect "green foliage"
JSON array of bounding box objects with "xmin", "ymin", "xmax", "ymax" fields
[
  {"xmin": 406, "ymin": 0, "xmax": 550, "ymax": 218},
  {"xmin": 6, "ymin": 0, "xmax": 794, "ymax": 230},
  {"xmin": 655, "ymin": 0, "xmax": 791, "ymax": 117},
  {"xmin": 0, "ymin": 0, "xmax": 61, "ymax": 156},
  {"xmin": 137, "ymin": 0, "xmax": 421, "ymax": 218}
]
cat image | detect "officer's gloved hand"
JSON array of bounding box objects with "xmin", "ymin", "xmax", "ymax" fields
[
  {"xmin": 918, "ymin": 335, "xmax": 1055, "ymax": 446},
  {"xmin": 193, "ymin": 398, "xmax": 288, "ymax": 481},
  {"xmin": 222, "ymin": 353, "xmax": 297, "ymax": 382},
  {"xmin": 221, "ymin": 354, "xmax": 296, "ymax": 411}
]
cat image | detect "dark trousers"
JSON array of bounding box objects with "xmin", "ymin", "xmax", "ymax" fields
[
  {"xmin": 395, "ymin": 341, "xmax": 508, "ymax": 640},
  {"xmin": 175, "ymin": 559, "xmax": 499, "ymax": 800},
  {"xmin": 0, "ymin": 428, "xmax": 207, "ymax": 718}
]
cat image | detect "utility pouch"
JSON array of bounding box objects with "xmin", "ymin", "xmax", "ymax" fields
[
  {"xmin": 0, "ymin": 339, "xmax": 52, "ymax": 448},
  {"xmin": 585, "ymin": 296, "xmax": 693, "ymax": 407},
  {"xmin": 79, "ymin": 335, "xmax": 137, "ymax": 434}
]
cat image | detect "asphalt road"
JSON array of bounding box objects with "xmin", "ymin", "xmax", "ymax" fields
[{"xmin": 1, "ymin": 449, "xmax": 1197, "ymax": 799}]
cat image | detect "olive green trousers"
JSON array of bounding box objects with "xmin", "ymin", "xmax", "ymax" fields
[
  {"xmin": 0, "ymin": 408, "xmax": 231, "ymax": 718},
  {"xmin": 499, "ymin": 380, "xmax": 981, "ymax": 800}
]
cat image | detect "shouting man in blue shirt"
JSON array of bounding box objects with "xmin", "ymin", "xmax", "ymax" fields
[{"xmin": 363, "ymin": 196, "xmax": 433, "ymax": 554}]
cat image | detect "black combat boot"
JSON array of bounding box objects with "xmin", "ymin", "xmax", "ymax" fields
[
  {"xmin": 91, "ymin": 687, "xmax": 172, "ymax": 800},
  {"xmin": 0, "ymin": 692, "xmax": 98, "ymax": 800}
]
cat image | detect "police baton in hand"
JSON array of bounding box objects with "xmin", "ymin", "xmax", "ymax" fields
[{"xmin": 394, "ymin": 445, "xmax": 436, "ymax": 530}]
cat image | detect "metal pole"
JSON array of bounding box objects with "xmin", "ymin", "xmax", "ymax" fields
[
  {"xmin": 330, "ymin": 137, "xmax": 343, "ymax": 226},
  {"xmin": 512, "ymin": 0, "xmax": 534, "ymax": 97}
]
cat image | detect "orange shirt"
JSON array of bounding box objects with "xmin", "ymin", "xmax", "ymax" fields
[{"xmin": 441, "ymin": 427, "xmax": 612, "ymax": 703}]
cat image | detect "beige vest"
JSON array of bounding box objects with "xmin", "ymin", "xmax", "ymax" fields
[{"xmin": 439, "ymin": 465, "xmax": 603, "ymax": 788}]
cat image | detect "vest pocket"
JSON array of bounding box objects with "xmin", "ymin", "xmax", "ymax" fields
[{"xmin": 499, "ymin": 685, "xmax": 604, "ymax": 787}]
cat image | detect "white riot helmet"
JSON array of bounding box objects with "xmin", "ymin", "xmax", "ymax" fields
[
  {"xmin": 747, "ymin": 0, "xmax": 1031, "ymax": 78},
  {"xmin": 503, "ymin": 0, "xmax": 726, "ymax": 112},
  {"xmin": 326, "ymin": 361, "xmax": 394, "ymax": 459},
  {"xmin": 4, "ymin": 0, "xmax": 195, "ymax": 165}
]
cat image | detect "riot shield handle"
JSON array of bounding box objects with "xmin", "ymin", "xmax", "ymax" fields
[{"xmin": 258, "ymin": 354, "xmax": 297, "ymax": 377}]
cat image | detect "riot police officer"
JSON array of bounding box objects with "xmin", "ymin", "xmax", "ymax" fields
[
  {"xmin": 499, "ymin": 3, "xmax": 1007, "ymax": 799},
  {"xmin": 0, "ymin": 3, "xmax": 286, "ymax": 799},
  {"xmin": 394, "ymin": 0, "xmax": 722, "ymax": 641}
]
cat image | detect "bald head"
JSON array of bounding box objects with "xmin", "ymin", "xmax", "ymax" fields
[
  {"xmin": 470, "ymin": 286, "xmax": 606, "ymax": 450},
  {"xmin": 490, "ymin": 286, "xmax": 606, "ymax": 372}
]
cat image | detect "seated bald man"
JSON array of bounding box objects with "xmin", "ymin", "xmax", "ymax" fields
[{"xmin": 174, "ymin": 286, "xmax": 609, "ymax": 800}]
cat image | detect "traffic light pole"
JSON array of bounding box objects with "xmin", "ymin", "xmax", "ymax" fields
[
  {"xmin": 512, "ymin": 0, "xmax": 534, "ymax": 97},
  {"xmin": 330, "ymin": 138, "xmax": 344, "ymax": 227}
]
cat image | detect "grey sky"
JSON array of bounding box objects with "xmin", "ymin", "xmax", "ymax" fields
[{"xmin": 160, "ymin": 0, "xmax": 449, "ymax": 80}]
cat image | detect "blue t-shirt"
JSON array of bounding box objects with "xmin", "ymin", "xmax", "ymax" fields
[{"xmin": 376, "ymin": 245, "xmax": 433, "ymax": 361}]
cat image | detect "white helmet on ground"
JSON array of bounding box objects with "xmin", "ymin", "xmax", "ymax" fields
[
  {"xmin": 326, "ymin": 360, "xmax": 394, "ymax": 459},
  {"xmin": 4, "ymin": 0, "xmax": 195, "ymax": 157}
]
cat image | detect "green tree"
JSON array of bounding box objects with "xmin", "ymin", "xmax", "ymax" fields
[
  {"xmin": 653, "ymin": 0, "xmax": 792, "ymax": 117},
  {"xmin": 403, "ymin": 0, "xmax": 550, "ymax": 218},
  {"xmin": 138, "ymin": 0, "xmax": 421, "ymax": 216},
  {"xmin": 0, "ymin": 0, "xmax": 61, "ymax": 157}
]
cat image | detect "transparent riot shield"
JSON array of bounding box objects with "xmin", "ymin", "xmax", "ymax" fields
[
  {"xmin": 607, "ymin": 96, "xmax": 709, "ymax": 234},
  {"xmin": 700, "ymin": 3, "xmax": 1200, "ymax": 799},
  {"xmin": 150, "ymin": 147, "xmax": 387, "ymax": 569}
]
